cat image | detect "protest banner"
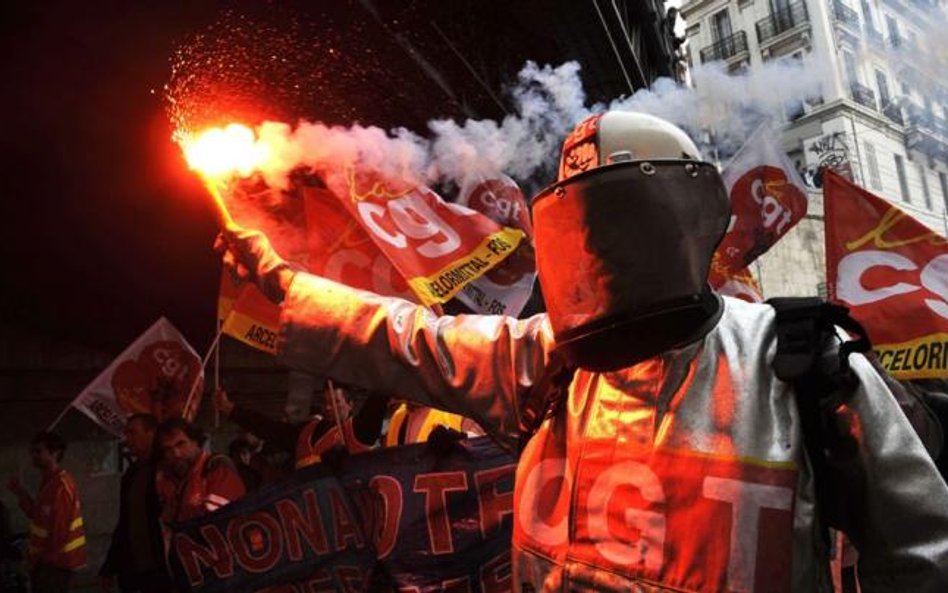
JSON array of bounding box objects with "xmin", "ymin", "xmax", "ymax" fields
[{"xmin": 167, "ymin": 436, "xmax": 516, "ymax": 593}]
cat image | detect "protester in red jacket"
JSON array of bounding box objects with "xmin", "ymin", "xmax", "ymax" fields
[
  {"xmin": 6, "ymin": 431, "xmax": 86, "ymax": 593},
  {"xmin": 154, "ymin": 418, "xmax": 245, "ymax": 525}
]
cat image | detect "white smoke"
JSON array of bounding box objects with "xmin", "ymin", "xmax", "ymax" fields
[
  {"xmin": 610, "ymin": 55, "xmax": 829, "ymax": 160},
  {"xmin": 243, "ymin": 56, "xmax": 829, "ymax": 191}
]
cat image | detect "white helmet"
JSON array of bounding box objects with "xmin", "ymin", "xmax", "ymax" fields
[{"xmin": 559, "ymin": 111, "xmax": 702, "ymax": 182}]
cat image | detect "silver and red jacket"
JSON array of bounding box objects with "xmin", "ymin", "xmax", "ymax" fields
[{"xmin": 276, "ymin": 273, "xmax": 948, "ymax": 593}]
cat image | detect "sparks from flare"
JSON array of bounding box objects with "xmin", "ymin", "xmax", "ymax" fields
[{"xmin": 177, "ymin": 123, "xmax": 272, "ymax": 229}]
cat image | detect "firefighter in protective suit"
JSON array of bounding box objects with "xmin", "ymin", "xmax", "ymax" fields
[{"xmin": 218, "ymin": 111, "xmax": 948, "ymax": 592}]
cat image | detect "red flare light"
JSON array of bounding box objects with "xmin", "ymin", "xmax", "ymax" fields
[{"xmin": 180, "ymin": 123, "xmax": 268, "ymax": 181}]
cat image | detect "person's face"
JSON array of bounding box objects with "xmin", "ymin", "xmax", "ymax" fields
[
  {"xmin": 237, "ymin": 450, "xmax": 252, "ymax": 465},
  {"xmin": 328, "ymin": 387, "xmax": 352, "ymax": 418},
  {"xmin": 159, "ymin": 429, "xmax": 201, "ymax": 477},
  {"xmin": 124, "ymin": 420, "xmax": 155, "ymax": 461},
  {"xmin": 29, "ymin": 443, "xmax": 56, "ymax": 471}
]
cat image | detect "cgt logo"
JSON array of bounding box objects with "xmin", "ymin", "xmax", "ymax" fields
[
  {"xmin": 837, "ymin": 251, "xmax": 948, "ymax": 319},
  {"xmin": 514, "ymin": 450, "xmax": 797, "ymax": 593},
  {"xmin": 836, "ymin": 207, "xmax": 948, "ymax": 320}
]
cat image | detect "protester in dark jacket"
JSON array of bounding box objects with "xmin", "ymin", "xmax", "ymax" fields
[{"xmin": 99, "ymin": 414, "xmax": 171, "ymax": 593}]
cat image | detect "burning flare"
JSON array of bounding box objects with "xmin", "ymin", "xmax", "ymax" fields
[
  {"xmin": 181, "ymin": 123, "xmax": 269, "ymax": 179},
  {"xmin": 178, "ymin": 123, "xmax": 272, "ymax": 228}
]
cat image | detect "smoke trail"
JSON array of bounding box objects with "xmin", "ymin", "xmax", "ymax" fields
[
  {"xmin": 169, "ymin": 11, "xmax": 832, "ymax": 205},
  {"xmin": 609, "ymin": 55, "xmax": 828, "ymax": 161}
]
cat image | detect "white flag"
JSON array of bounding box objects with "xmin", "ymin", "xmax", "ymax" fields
[{"xmin": 70, "ymin": 318, "xmax": 203, "ymax": 436}]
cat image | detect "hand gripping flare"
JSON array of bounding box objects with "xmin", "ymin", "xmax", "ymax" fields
[{"xmin": 216, "ymin": 228, "xmax": 295, "ymax": 304}]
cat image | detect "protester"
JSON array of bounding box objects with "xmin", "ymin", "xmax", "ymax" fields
[
  {"xmin": 219, "ymin": 110, "xmax": 948, "ymax": 592},
  {"xmin": 99, "ymin": 414, "xmax": 172, "ymax": 593},
  {"xmin": 213, "ymin": 385, "xmax": 387, "ymax": 468},
  {"xmin": 6, "ymin": 432, "xmax": 86, "ymax": 593},
  {"xmin": 227, "ymin": 437, "xmax": 261, "ymax": 492},
  {"xmin": 154, "ymin": 418, "xmax": 244, "ymax": 524}
]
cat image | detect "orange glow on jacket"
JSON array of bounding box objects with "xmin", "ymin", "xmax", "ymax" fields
[{"xmin": 24, "ymin": 469, "xmax": 87, "ymax": 570}]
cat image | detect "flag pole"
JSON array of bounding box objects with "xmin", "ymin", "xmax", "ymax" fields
[
  {"xmin": 47, "ymin": 401, "xmax": 73, "ymax": 431},
  {"xmin": 213, "ymin": 318, "xmax": 223, "ymax": 428},
  {"xmin": 183, "ymin": 323, "xmax": 225, "ymax": 420},
  {"xmin": 326, "ymin": 379, "xmax": 349, "ymax": 450}
]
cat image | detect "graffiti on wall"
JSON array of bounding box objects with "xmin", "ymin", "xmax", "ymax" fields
[{"xmin": 800, "ymin": 132, "xmax": 854, "ymax": 188}]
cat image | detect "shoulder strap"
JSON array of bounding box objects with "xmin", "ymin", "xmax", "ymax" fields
[
  {"xmin": 518, "ymin": 354, "xmax": 577, "ymax": 453},
  {"xmin": 767, "ymin": 297, "xmax": 871, "ymax": 537}
]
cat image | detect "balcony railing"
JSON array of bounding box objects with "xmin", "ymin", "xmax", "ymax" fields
[
  {"xmin": 905, "ymin": 103, "xmax": 938, "ymax": 129},
  {"xmin": 882, "ymin": 102, "xmax": 904, "ymax": 125},
  {"xmin": 833, "ymin": 0, "xmax": 861, "ymax": 29},
  {"xmin": 699, "ymin": 31, "xmax": 749, "ymax": 63},
  {"xmin": 850, "ymin": 81, "xmax": 877, "ymax": 109},
  {"xmin": 756, "ymin": 0, "xmax": 809, "ymax": 44}
]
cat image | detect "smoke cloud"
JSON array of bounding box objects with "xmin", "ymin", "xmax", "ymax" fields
[{"xmin": 226, "ymin": 55, "xmax": 829, "ymax": 194}]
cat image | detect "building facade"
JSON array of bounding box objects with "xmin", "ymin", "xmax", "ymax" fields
[{"xmin": 680, "ymin": 0, "xmax": 948, "ymax": 296}]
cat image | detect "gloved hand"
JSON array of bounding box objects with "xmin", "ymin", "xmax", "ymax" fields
[{"xmin": 216, "ymin": 228, "xmax": 295, "ymax": 303}]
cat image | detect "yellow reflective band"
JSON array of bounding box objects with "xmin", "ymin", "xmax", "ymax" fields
[
  {"xmin": 69, "ymin": 517, "xmax": 84, "ymax": 530},
  {"xmin": 29, "ymin": 524, "xmax": 49, "ymax": 538},
  {"xmin": 62, "ymin": 535, "xmax": 86, "ymax": 553}
]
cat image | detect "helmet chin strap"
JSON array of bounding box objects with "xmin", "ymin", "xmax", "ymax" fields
[{"xmin": 555, "ymin": 288, "xmax": 724, "ymax": 372}]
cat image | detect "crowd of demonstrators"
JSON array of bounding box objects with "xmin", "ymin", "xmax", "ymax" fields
[
  {"xmin": 219, "ymin": 110, "xmax": 948, "ymax": 592},
  {"xmin": 5, "ymin": 432, "xmax": 87, "ymax": 593},
  {"xmin": 99, "ymin": 414, "xmax": 171, "ymax": 593},
  {"xmin": 213, "ymin": 383, "xmax": 388, "ymax": 469}
]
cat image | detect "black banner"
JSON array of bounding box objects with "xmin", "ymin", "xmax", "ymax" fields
[{"xmin": 168, "ymin": 436, "xmax": 516, "ymax": 593}]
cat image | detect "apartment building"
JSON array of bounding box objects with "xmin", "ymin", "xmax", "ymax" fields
[{"xmin": 680, "ymin": 0, "xmax": 948, "ymax": 295}]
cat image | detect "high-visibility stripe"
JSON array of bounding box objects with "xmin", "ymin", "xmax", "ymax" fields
[
  {"xmin": 30, "ymin": 524, "xmax": 49, "ymax": 538},
  {"xmin": 205, "ymin": 493, "xmax": 230, "ymax": 507},
  {"xmin": 385, "ymin": 404, "xmax": 409, "ymax": 447},
  {"xmin": 69, "ymin": 517, "xmax": 83, "ymax": 530},
  {"xmin": 62, "ymin": 535, "xmax": 86, "ymax": 553}
]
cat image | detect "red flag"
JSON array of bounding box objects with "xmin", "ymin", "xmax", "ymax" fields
[
  {"xmin": 824, "ymin": 171, "xmax": 948, "ymax": 379},
  {"xmin": 322, "ymin": 168, "xmax": 525, "ymax": 306},
  {"xmin": 710, "ymin": 124, "xmax": 809, "ymax": 293},
  {"xmin": 302, "ymin": 185, "xmax": 417, "ymax": 301},
  {"xmin": 454, "ymin": 174, "xmax": 537, "ymax": 316}
]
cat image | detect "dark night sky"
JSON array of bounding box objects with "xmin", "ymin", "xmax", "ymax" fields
[
  {"xmin": 1, "ymin": 2, "xmax": 229, "ymax": 352},
  {"xmin": 0, "ymin": 1, "xmax": 634, "ymax": 354}
]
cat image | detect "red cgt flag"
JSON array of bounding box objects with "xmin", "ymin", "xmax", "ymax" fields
[
  {"xmin": 824, "ymin": 171, "xmax": 948, "ymax": 379},
  {"xmin": 709, "ymin": 123, "xmax": 809, "ymax": 293}
]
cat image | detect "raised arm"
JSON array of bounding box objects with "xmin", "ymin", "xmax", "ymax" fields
[{"xmin": 278, "ymin": 272, "xmax": 553, "ymax": 444}]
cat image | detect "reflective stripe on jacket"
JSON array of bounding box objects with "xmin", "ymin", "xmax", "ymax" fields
[
  {"xmin": 156, "ymin": 452, "xmax": 245, "ymax": 524},
  {"xmin": 277, "ymin": 273, "xmax": 948, "ymax": 593},
  {"xmin": 26, "ymin": 469, "xmax": 87, "ymax": 570},
  {"xmin": 384, "ymin": 404, "xmax": 481, "ymax": 446}
]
